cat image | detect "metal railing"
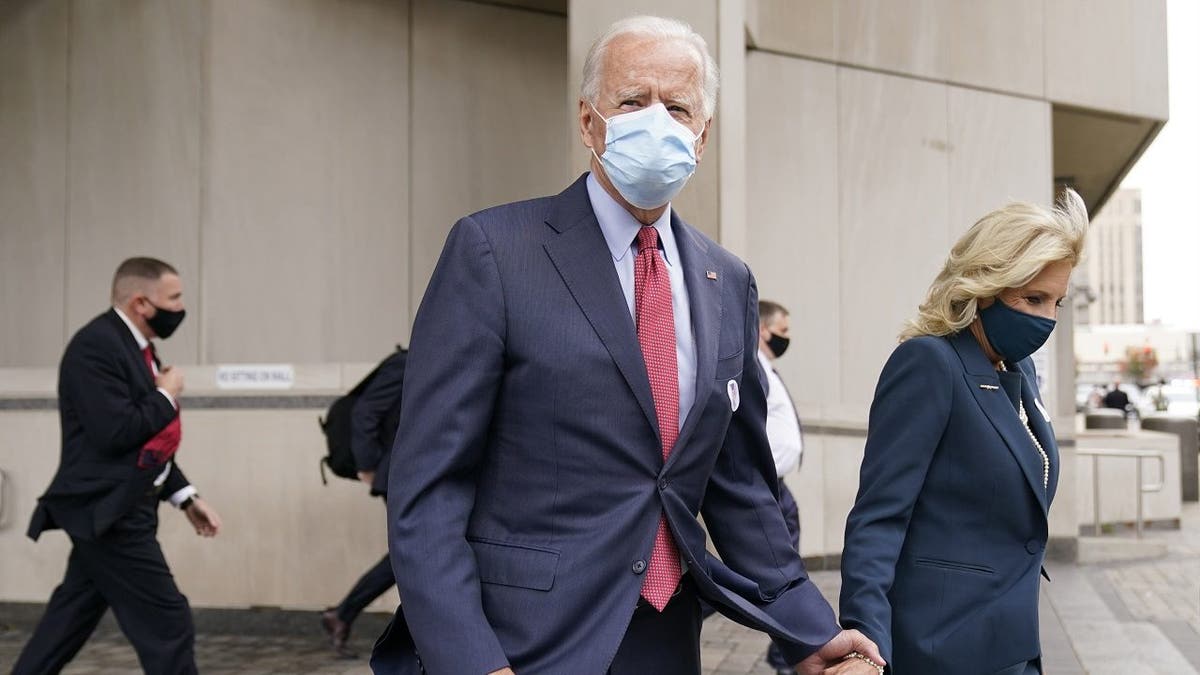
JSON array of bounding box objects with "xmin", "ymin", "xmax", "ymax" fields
[{"xmin": 1077, "ymin": 448, "xmax": 1165, "ymax": 538}]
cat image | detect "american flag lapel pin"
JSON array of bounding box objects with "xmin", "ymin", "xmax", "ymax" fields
[{"xmin": 706, "ymin": 270, "xmax": 718, "ymax": 280}]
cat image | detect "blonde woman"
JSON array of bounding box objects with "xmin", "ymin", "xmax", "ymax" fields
[{"xmin": 839, "ymin": 190, "xmax": 1088, "ymax": 675}]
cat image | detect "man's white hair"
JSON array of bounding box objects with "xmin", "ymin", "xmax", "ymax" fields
[{"xmin": 581, "ymin": 15, "xmax": 719, "ymax": 119}]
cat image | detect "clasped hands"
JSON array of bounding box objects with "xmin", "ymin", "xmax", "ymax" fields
[{"xmin": 796, "ymin": 629, "xmax": 885, "ymax": 674}]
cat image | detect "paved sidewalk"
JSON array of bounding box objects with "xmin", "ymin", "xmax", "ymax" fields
[
  {"xmin": 1046, "ymin": 502, "xmax": 1200, "ymax": 674},
  {"xmin": 3, "ymin": 504, "xmax": 1197, "ymax": 674}
]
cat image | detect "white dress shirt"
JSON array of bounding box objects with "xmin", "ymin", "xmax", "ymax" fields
[
  {"xmin": 757, "ymin": 348, "xmax": 803, "ymax": 478},
  {"xmin": 113, "ymin": 307, "xmax": 196, "ymax": 507},
  {"xmin": 586, "ymin": 174, "xmax": 697, "ymax": 432}
]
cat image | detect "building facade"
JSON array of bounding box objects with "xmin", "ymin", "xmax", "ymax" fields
[
  {"xmin": 1077, "ymin": 188, "xmax": 1146, "ymax": 325},
  {"xmin": 0, "ymin": 0, "xmax": 1169, "ymax": 612}
]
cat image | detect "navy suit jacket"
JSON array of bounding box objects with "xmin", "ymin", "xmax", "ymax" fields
[
  {"xmin": 839, "ymin": 331, "xmax": 1059, "ymax": 675},
  {"xmin": 28, "ymin": 309, "xmax": 188, "ymax": 542},
  {"xmin": 373, "ymin": 175, "xmax": 839, "ymax": 674}
]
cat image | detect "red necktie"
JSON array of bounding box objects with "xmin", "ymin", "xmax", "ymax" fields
[
  {"xmin": 634, "ymin": 225, "xmax": 682, "ymax": 611},
  {"xmin": 139, "ymin": 344, "xmax": 182, "ymax": 469}
]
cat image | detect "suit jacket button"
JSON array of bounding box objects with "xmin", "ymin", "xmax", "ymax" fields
[
  {"xmin": 632, "ymin": 560, "xmax": 647, "ymax": 574},
  {"xmin": 658, "ymin": 478, "xmax": 669, "ymax": 491},
  {"xmin": 1025, "ymin": 539, "xmax": 1042, "ymax": 554}
]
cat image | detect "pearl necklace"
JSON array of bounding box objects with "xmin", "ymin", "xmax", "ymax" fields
[{"xmin": 998, "ymin": 362, "xmax": 1050, "ymax": 490}]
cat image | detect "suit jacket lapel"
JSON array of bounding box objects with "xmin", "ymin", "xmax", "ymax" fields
[
  {"xmin": 542, "ymin": 176, "xmax": 661, "ymax": 439},
  {"xmin": 951, "ymin": 332, "xmax": 1050, "ymax": 514},
  {"xmin": 105, "ymin": 309, "xmax": 155, "ymax": 391},
  {"xmin": 1018, "ymin": 361, "xmax": 1060, "ymax": 504},
  {"xmin": 665, "ymin": 216, "xmax": 720, "ymax": 470}
]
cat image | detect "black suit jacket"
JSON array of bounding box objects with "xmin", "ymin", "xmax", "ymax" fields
[
  {"xmin": 1103, "ymin": 388, "xmax": 1130, "ymax": 410},
  {"xmin": 351, "ymin": 349, "xmax": 407, "ymax": 496},
  {"xmin": 28, "ymin": 309, "xmax": 188, "ymax": 542}
]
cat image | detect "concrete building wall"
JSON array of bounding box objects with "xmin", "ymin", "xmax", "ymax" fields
[
  {"xmin": 0, "ymin": 0, "xmax": 565, "ymax": 613},
  {"xmin": 0, "ymin": 0, "xmax": 1169, "ymax": 608},
  {"xmin": 0, "ymin": 0, "xmax": 69, "ymax": 368},
  {"xmin": 744, "ymin": 49, "xmax": 1055, "ymax": 555},
  {"xmin": 748, "ymin": 0, "xmax": 1168, "ymax": 120}
]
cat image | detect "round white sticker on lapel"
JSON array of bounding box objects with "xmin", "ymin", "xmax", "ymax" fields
[{"xmin": 727, "ymin": 379, "xmax": 740, "ymax": 412}]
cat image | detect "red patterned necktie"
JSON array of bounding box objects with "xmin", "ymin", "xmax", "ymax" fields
[
  {"xmin": 139, "ymin": 345, "xmax": 183, "ymax": 469},
  {"xmin": 634, "ymin": 225, "xmax": 682, "ymax": 611}
]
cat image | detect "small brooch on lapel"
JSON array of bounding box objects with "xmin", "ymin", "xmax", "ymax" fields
[
  {"xmin": 706, "ymin": 270, "xmax": 718, "ymax": 280},
  {"xmin": 727, "ymin": 379, "xmax": 740, "ymax": 411},
  {"xmin": 979, "ymin": 384, "xmax": 999, "ymax": 390}
]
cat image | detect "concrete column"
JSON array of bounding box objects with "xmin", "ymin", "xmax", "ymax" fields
[{"xmin": 716, "ymin": 0, "xmax": 747, "ymax": 258}]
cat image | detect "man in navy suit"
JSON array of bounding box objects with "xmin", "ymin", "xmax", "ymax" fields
[
  {"xmin": 14, "ymin": 257, "xmax": 221, "ymax": 675},
  {"xmin": 372, "ymin": 15, "xmax": 883, "ymax": 675}
]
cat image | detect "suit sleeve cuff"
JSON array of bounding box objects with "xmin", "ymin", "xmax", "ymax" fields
[
  {"xmin": 157, "ymin": 387, "xmax": 178, "ymax": 410},
  {"xmin": 168, "ymin": 485, "xmax": 198, "ymax": 508}
]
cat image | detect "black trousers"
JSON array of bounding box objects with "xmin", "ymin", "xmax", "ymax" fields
[
  {"xmin": 608, "ymin": 577, "xmax": 702, "ymax": 675},
  {"xmin": 335, "ymin": 553, "xmax": 395, "ymax": 625},
  {"xmin": 12, "ymin": 496, "xmax": 196, "ymax": 675}
]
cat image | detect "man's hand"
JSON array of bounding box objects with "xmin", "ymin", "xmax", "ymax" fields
[
  {"xmin": 794, "ymin": 629, "xmax": 884, "ymax": 675},
  {"xmin": 184, "ymin": 497, "xmax": 221, "ymax": 537},
  {"xmin": 357, "ymin": 470, "xmax": 375, "ymax": 485},
  {"xmin": 156, "ymin": 366, "xmax": 184, "ymax": 398},
  {"xmin": 487, "ymin": 669, "xmax": 515, "ymax": 675}
]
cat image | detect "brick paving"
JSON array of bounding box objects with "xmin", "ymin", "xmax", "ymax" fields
[{"xmin": 2, "ymin": 504, "xmax": 1197, "ymax": 674}]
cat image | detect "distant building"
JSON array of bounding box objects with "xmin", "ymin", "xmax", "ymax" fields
[{"xmin": 1077, "ymin": 188, "xmax": 1145, "ymax": 325}]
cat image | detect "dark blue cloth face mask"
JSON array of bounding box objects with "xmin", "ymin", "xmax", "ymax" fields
[{"xmin": 977, "ymin": 298, "xmax": 1056, "ymax": 362}]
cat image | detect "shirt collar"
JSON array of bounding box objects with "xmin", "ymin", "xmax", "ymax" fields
[
  {"xmin": 756, "ymin": 347, "xmax": 774, "ymax": 374},
  {"xmin": 113, "ymin": 306, "xmax": 150, "ymax": 350},
  {"xmin": 585, "ymin": 173, "xmax": 679, "ymax": 267}
]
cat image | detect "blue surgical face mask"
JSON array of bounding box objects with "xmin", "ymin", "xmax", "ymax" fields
[
  {"xmin": 977, "ymin": 298, "xmax": 1056, "ymax": 363},
  {"xmin": 589, "ymin": 102, "xmax": 703, "ymax": 209}
]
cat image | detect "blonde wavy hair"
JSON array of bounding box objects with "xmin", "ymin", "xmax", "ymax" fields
[{"xmin": 900, "ymin": 189, "xmax": 1089, "ymax": 341}]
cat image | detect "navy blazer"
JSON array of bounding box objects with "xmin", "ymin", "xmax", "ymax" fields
[
  {"xmin": 373, "ymin": 175, "xmax": 839, "ymax": 674},
  {"xmin": 839, "ymin": 331, "xmax": 1060, "ymax": 675},
  {"xmin": 28, "ymin": 309, "xmax": 188, "ymax": 542}
]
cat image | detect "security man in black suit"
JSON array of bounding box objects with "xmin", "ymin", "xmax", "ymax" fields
[
  {"xmin": 14, "ymin": 257, "xmax": 222, "ymax": 675},
  {"xmin": 321, "ymin": 348, "xmax": 406, "ymax": 658}
]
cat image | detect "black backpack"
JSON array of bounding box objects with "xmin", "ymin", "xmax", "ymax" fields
[{"xmin": 318, "ymin": 349, "xmax": 404, "ymax": 483}]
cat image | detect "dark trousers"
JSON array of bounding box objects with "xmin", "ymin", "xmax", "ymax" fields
[
  {"xmin": 335, "ymin": 553, "xmax": 395, "ymax": 625},
  {"xmin": 12, "ymin": 495, "xmax": 196, "ymax": 675},
  {"xmin": 765, "ymin": 480, "xmax": 803, "ymax": 670},
  {"xmin": 608, "ymin": 577, "xmax": 701, "ymax": 675}
]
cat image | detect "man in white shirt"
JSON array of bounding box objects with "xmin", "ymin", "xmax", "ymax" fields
[
  {"xmin": 16, "ymin": 257, "xmax": 221, "ymax": 675},
  {"xmin": 757, "ymin": 299, "xmax": 805, "ymax": 674}
]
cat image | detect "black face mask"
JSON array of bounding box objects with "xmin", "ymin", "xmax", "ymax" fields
[
  {"xmin": 145, "ymin": 302, "xmax": 186, "ymax": 339},
  {"xmin": 767, "ymin": 332, "xmax": 790, "ymax": 358}
]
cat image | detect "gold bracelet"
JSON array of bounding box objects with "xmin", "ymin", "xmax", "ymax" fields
[{"xmin": 844, "ymin": 650, "xmax": 885, "ymax": 674}]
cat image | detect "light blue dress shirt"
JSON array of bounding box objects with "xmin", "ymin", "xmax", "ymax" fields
[{"xmin": 586, "ymin": 174, "xmax": 697, "ymax": 432}]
